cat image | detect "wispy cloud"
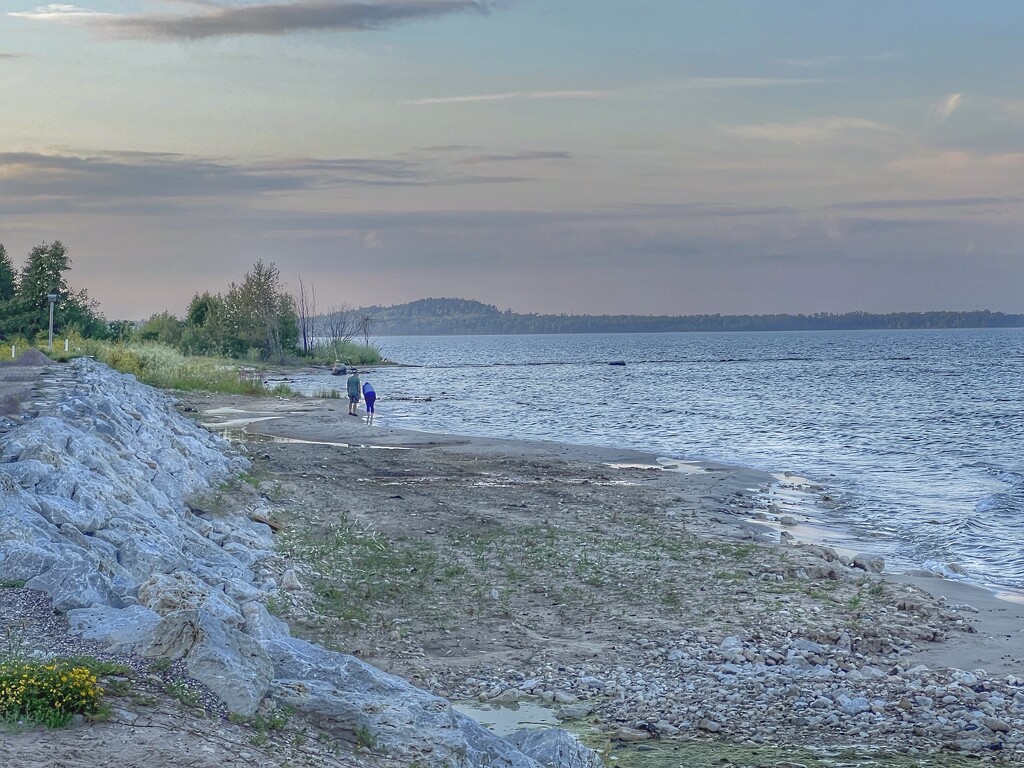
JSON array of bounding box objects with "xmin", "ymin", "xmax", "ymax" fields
[
  {"xmin": 930, "ymin": 92, "xmax": 963, "ymax": 121},
  {"xmin": 0, "ymin": 149, "xmax": 528, "ymax": 210},
  {"xmin": 411, "ymin": 77, "xmax": 825, "ymax": 105},
  {"xmin": 9, "ymin": 1, "xmax": 498, "ymax": 39},
  {"xmin": 783, "ymin": 52, "xmax": 903, "ymax": 68},
  {"xmin": 0, "ymin": 151, "xmax": 305, "ymax": 199},
  {"xmin": 412, "ymin": 88, "xmax": 617, "ymax": 105},
  {"xmin": 8, "ymin": 3, "xmax": 116, "ymax": 22},
  {"xmin": 723, "ymin": 116, "xmax": 896, "ymax": 143},
  {"xmin": 461, "ymin": 150, "xmax": 573, "ymax": 163},
  {"xmin": 829, "ymin": 196, "xmax": 1022, "ymax": 211},
  {"xmin": 883, "ymin": 148, "xmax": 1024, "ymax": 185}
]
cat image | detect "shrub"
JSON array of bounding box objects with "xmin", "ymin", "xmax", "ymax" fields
[
  {"xmin": 0, "ymin": 336, "xmax": 34, "ymax": 360},
  {"xmin": 0, "ymin": 660, "xmax": 103, "ymax": 727},
  {"xmin": 309, "ymin": 340, "xmax": 383, "ymax": 366},
  {"xmin": 103, "ymin": 345, "xmax": 145, "ymax": 377}
]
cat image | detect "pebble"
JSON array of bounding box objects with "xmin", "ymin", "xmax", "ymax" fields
[{"xmin": 445, "ymin": 623, "xmax": 1024, "ymax": 759}]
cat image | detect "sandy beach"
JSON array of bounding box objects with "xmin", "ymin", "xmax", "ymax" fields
[{"xmin": 184, "ymin": 389, "xmax": 1024, "ymax": 761}]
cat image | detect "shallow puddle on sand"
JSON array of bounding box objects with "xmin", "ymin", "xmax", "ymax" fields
[
  {"xmin": 991, "ymin": 587, "xmax": 1024, "ymax": 605},
  {"xmin": 453, "ymin": 701, "xmax": 559, "ymax": 735},
  {"xmin": 604, "ymin": 459, "xmax": 706, "ymax": 474},
  {"xmin": 213, "ymin": 429, "xmax": 412, "ymax": 450},
  {"xmin": 201, "ymin": 416, "xmax": 283, "ymax": 430}
]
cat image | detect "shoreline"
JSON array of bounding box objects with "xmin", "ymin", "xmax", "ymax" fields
[
  {"xmin": 180, "ymin": 386, "xmax": 1024, "ymax": 760},
  {"xmin": 228, "ymin": 387, "xmax": 1024, "ymax": 599},
  {"xmin": 268, "ymin": 353, "xmax": 1024, "ymax": 606},
  {"xmin": 4, "ymin": 357, "xmax": 1023, "ymax": 764},
  {"xmin": 196, "ymin": 391, "xmax": 1024, "ymax": 682}
]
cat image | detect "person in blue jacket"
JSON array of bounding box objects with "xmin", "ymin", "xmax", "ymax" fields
[{"xmin": 362, "ymin": 381, "xmax": 376, "ymax": 424}]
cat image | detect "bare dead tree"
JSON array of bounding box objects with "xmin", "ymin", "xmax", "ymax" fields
[
  {"xmin": 296, "ymin": 275, "xmax": 317, "ymax": 354},
  {"xmin": 324, "ymin": 304, "xmax": 355, "ymax": 344},
  {"xmin": 357, "ymin": 313, "xmax": 374, "ymax": 348}
]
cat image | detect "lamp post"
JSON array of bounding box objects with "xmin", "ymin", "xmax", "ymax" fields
[{"xmin": 47, "ymin": 292, "xmax": 57, "ymax": 351}]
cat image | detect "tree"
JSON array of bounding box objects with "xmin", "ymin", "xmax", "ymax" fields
[
  {"xmin": 323, "ymin": 304, "xmax": 355, "ymax": 344},
  {"xmin": 357, "ymin": 313, "xmax": 374, "ymax": 348},
  {"xmin": 0, "ymin": 243, "xmax": 16, "ymax": 301},
  {"xmin": 222, "ymin": 260, "xmax": 297, "ymax": 360},
  {"xmin": 296, "ymin": 275, "xmax": 317, "ymax": 355},
  {"xmin": 106, "ymin": 320, "xmax": 135, "ymax": 342},
  {"xmin": 19, "ymin": 241, "xmax": 71, "ymax": 314},
  {"xmin": 5, "ymin": 241, "xmax": 103, "ymax": 339},
  {"xmin": 0, "ymin": 243, "xmax": 16, "ymax": 337},
  {"xmin": 186, "ymin": 292, "xmax": 220, "ymax": 328},
  {"xmin": 137, "ymin": 311, "xmax": 184, "ymax": 345},
  {"xmin": 181, "ymin": 292, "xmax": 227, "ymax": 356}
]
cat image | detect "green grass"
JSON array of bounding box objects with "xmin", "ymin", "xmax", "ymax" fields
[
  {"xmin": 278, "ymin": 515, "xmax": 442, "ymax": 628},
  {"xmin": 47, "ymin": 338, "xmax": 296, "ymax": 396},
  {"xmin": 308, "ymin": 340, "xmax": 383, "ymax": 366},
  {"xmin": 53, "ymin": 657, "xmax": 131, "ymax": 678},
  {"xmin": 312, "ymin": 387, "xmax": 342, "ymax": 399},
  {"xmin": 164, "ymin": 680, "xmax": 201, "ymax": 709},
  {"xmin": 354, "ymin": 724, "xmax": 378, "ymax": 750},
  {"xmin": 237, "ymin": 472, "xmax": 261, "ymax": 488}
]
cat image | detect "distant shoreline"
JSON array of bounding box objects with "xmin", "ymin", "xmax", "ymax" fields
[{"xmin": 346, "ymin": 299, "xmax": 1024, "ymax": 336}]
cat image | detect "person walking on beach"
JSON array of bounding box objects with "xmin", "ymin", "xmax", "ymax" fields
[
  {"xmin": 362, "ymin": 380, "xmax": 376, "ymax": 425},
  {"xmin": 346, "ymin": 370, "xmax": 361, "ymax": 416}
]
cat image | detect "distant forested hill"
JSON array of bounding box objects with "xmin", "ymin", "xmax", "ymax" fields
[{"xmin": 348, "ymin": 298, "xmax": 1024, "ymax": 336}]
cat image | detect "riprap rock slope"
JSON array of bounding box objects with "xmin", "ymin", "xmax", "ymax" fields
[{"xmin": 0, "ymin": 358, "xmax": 592, "ymax": 768}]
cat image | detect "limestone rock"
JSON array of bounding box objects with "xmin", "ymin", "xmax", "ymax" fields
[
  {"xmin": 852, "ymin": 553, "xmax": 885, "ymax": 573},
  {"xmin": 613, "ymin": 726, "xmax": 652, "ymax": 741},
  {"xmin": 507, "ymin": 728, "xmax": 603, "ymax": 768},
  {"xmin": 266, "ymin": 635, "xmax": 543, "ymax": 767},
  {"xmin": 24, "ymin": 556, "xmax": 123, "ymax": 611},
  {"xmin": 67, "ymin": 604, "xmax": 163, "ymax": 650},
  {"xmin": 185, "ymin": 612, "xmax": 274, "ymax": 717}
]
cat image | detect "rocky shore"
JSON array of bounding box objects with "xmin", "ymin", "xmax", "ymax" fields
[
  {"xmin": 2, "ymin": 357, "xmax": 1023, "ymax": 767},
  {"xmin": 0, "ymin": 358, "xmax": 592, "ymax": 768}
]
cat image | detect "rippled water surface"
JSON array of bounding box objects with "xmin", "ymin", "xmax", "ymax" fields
[{"xmin": 286, "ymin": 329, "xmax": 1024, "ymax": 589}]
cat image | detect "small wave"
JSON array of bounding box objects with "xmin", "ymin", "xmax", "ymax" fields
[
  {"xmin": 951, "ymin": 514, "xmax": 990, "ymax": 533},
  {"xmin": 974, "ymin": 494, "xmax": 1003, "ymax": 513},
  {"xmin": 920, "ymin": 559, "xmax": 971, "ymax": 581},
  {"xmin": 993, "ymin": 470, "xmax": 1024, "ymax": 487}
]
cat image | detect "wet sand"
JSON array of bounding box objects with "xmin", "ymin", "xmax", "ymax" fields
[{"xmin": 193, "ymin": 390, "xmax": 1024, "ymax": 681}]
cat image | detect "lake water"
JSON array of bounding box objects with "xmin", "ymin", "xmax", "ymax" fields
[{"xmin": 284, "ymin": 329, "xmax": 1024, "ymax": 592}]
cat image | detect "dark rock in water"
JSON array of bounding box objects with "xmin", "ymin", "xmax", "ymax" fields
[{"xmin": 608, "ymin": 360, "xmax": 626, "ymax": 366}]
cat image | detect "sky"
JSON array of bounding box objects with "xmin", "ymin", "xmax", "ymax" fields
[{"xmin": 2, "ymin": 0, "xmax": 1023, "ymax": 320}]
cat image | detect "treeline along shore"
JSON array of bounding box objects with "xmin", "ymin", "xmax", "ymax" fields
[{"xmin": 350, "ymin": 298, "xmax": 1024, "ymax": 336}]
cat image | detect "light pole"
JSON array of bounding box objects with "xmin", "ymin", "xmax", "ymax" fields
[{"xmin": 47, "ymin": 292, "xmax": 57, "ymax": 351}]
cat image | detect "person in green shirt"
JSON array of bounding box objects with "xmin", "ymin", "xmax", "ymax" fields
[{"xmin": 346, "ymin": 370, "xmax": 361, "ymax": 416}]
